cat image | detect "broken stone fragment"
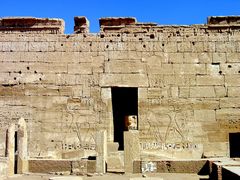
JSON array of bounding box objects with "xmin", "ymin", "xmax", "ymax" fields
[
  {"xmin": 74, "ymin": 16, "xmax": 89, "ymax": 33},
  {"xmin": 0, "ymin": 17, "xmax": 64, "ymax": 34},
  {"xmin": 208, "ymin": 16, "xmax": 240, "ymax": 25},
  {"xmin": 99, "ymin": 17, "xmax": 137, "ymax": 27}
]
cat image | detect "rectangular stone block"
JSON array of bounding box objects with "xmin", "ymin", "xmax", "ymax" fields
[
  {"xmin": 226, "ymin": 53, "xmax": 240, "ymax": 63},
  {"xmin": 68, "ymin": 63, "xmax": 92, "ymax": 75},
  {"xmin": 220, "ymin": 98, "xmax": 240, "ymax": 108},
  {"xmin": 11, "ymin": 42, "xmax": 29, "ymax": 51},
  {"xmin": 168, "ymin": 53, "xmax": 184, "ymax": 63},
  {"xmin": 182, "ymin": 53, "xmax": 201, "ymax": 64},
  {"xmin": 0, "ymin": 158, "xmax": 8, "ymax": 178},
  {"xmin": 177, "ymin": 41, "xmax": 192, "ymax": 52},
  {"xmin": 228, "ymin": 87, "xmax": 240, "ymax": 97},
  {"xmin": 216, "ymin": 42, "xmax": 236, "ymax": 53},
  {"xmin": 220, "ymin": 63, "xmax": 240, "ymax": 74},
  {"xmin": 225, "ymin": 75, "xmax": 240, "ymax": 86},
  {"xmin": 173, "ymin": 64, "xmax": 206, "ymax": 75},
  {"xmin": 196, "ymin": 75, "xmax": 224, "ymax": 85},
  {"xmin": 147, "ymin": 64, "xmax": 173, "ymax": 75},
  {"xmin": 105, "ymin": 61, "xmax": 146, "ymax": 74},
  {"xmin": 29, "ymin": 160, "xmax": 71, "ymax": 173},
  {"xmin": 206, "ymin": 64, "xmax": 220, "ymax": 75},
  {"xmin": 164, "ymin": 41, "xmax": 178, "ymax": 52},
  {"xmin": 99, "ymin": 74, "xmax": 148, "ymax": 87},
  {"xmin": 215, "ymin": 86, "xmax": 227, "ymax": 97},
  {"xmin": 28, "ymin": 42, "xmax": 49, "ymax": 52},
  {"xmin": 157, "ymin": 160, "xmax": 208, "ymax": 173},
  {"xmin": 190, "ymin": 86, "xmax": 215, "ymax": 98},
  {"xmin": 212, "ymin": 53, "xmax": 226, "ymax": 63},
  {"xmin": 96, "ymin": 130, "xmax": 107, "ymax": 173},
  {"xmin": 194, "ymin": 110, "xmax": 216, "ymax": 122},
  {"xmin": 216, "ymin": 109, "xmax": 240, "ymax": 120},
  {"xmin": 179, "ymin": 87, "xmax": 189, "ymax": 98},
  {"xmin": 124, "ymin": 131, "xmax": 140, "ymax": 173}
]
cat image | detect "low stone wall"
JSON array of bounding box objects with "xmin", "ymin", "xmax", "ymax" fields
[
  {"xmin": 0, "ymin": 157, "xmax": 8, "ymax": 178},
  {"xmin": 133, "ymin": 160, "xmax": 209, "ymax": 174},
  {"xmin": 29, "ymin": 159, "xmax": 96, "ymax": 174}
]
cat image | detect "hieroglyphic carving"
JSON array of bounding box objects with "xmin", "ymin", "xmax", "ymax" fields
[
  {"xmin": 141, "ymin": 110, "xmax": 199, "ymax": 150},
  {"xmin": 140, "ymin": 142, "xmax": 199, "ymax": 151}
]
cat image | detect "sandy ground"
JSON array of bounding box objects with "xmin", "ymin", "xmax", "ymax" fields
[{"xmin": 5, "ymin": 173, "xmax": 209, "ymax": 180}]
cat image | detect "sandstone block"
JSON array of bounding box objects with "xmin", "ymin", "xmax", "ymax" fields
[
  {"xmin": 220, "ymin": 63, "xmax": 240, "ymax": 74},
  {"xmin": 181, "ymin": 52, "xmax": 199, "ymax": 64},
  {"xmin": 206, "ymin": 64, "xmax": 220, "ymax": 75},
  {"xmin": 168, "ymin": 53, "xmax": 184, "ymax": 63},
  {"xmin": 105, "ymin": 61, "xmax": 146, "ymax": 74},
  {"xmin": 212, "ymin": 52, "xmax": 226, "ymax": 63},
  {"xmin": 124, "ymin": 131, "xmax": 140, "ymax": 173},
  {"xmin": 178, "ymin": 41, "xmax": 192, "ymax": 52},
  {"xmin": 194, "ymin": 110, "xmax": 216, "ymax": 122},
  {"xmin": 164, "ymin": 41, "xmax": 177, "ymax": 52},
  {"xmin": 179, "ymin": 87, "xmax": 189, "ymax": 98},
  {"xmin": 49, "ymin": 177, "xmax": 82, "ymax": 180},
  {"xmin": 216, "ymin": 42, "xmax": 236, "ymax": 53},
  {"xmin": 147, "ymin": 64, "xmax": 173, "ymax": 75},
  {"xmin": 96, "ymin": 130, "xmax": 107, "ymax": 173},
  {"xmin": 68, "ymin": 63, "xmax": 92, "ymax": 75},
  {"xmin": 99, "ymin": 74, "xmax": 149, "ymax": 87},
  {"xmin": 190, "ymin": 86, "xmax": 215, "ymax": 98},
  {"xmin": 225, "ymin": 75, "xmax": 240, "ymax": 86},
  {"xmin": 29, "ymin": 42, "xmax": 49, "ymax": 52},
  {"xmin": 226, "ymin": 53, "xmax": 240, "ymax": 63},
  {"xmin": 107, "ymin": 152, "xmax": 124, "ymax": 172},
  {"xmin": 215, "ymin": 86, "xmax": 227, "ymax": 97},
  {"xmin": 11, "ymin": 42, "xmax": 28, "ymax": 51},
  {"xmin": 228, "ymin": 87, "xmax": 240, "ymax": 97},
  {"xmin": 173, "ymin": 64, "xmax": 206, "ymax": 75},
  {"xmin": 220, "ymin": 98, "xmax": 240, "ymax": 108},
  {"xmin": 216, "ymin": 109, "xmax": 240, "ymax": 120},
  {"xmin": 196, "ymin": 75, "xmax": 224, "ymax": 85}
]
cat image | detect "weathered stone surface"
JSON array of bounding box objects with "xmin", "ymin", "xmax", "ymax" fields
[
  {"xmin": 74, "ymin": 16, "xmax": 89, "ymax": 34},
  {"xmin": 0, "ymin": 157, "xmax": 8, "ymax": 178},
  {"xmin": 190, "ymin": 86, "xmax": 215, "ymax": 98},
  {"xmin": 0, "ymin": 17, "xmax": 64, "ymax": 34},
  {"xmin": 99, "ymin": 74, "xmax": 149, "ymax": 87},
  {"xmin": 29, "ymin": 160, "xmax": 72, "ymax": 173},
  {"xmin": 49, "ymin": 177, "xmax": 82, "ymax": 180},
  {"xmin": 96, "ymin": 130, "xmax": 107, "ymax": 173},
  {"xmin": 7, "ymin": 123, "xmax": 15, "ymax": 176},
  {"xmin": 124, "ymin": 131, "xmax": 140, "ymax": 173},
  {"xmin": 0, "ymin": 16, "xmax": 239, "ymax": 175},
  {"xmin": 17, "ymin": 118, "xmax": 28, "ymax": 174},
  {"xmin": 194, "ymin": 110, "xmax": 216, "ymax": 122},
  {"xmin": 107, "ymin": 151, "xmax": 124, "ymax": 172}
]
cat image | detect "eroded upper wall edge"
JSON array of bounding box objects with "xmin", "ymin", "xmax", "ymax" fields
[{"xmin": 0, "ymin": 16, "xmax": 240, "ymax": 34}]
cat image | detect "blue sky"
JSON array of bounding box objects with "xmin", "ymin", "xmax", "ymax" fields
[{"xmin": 0, "ymin": 0, "xmax": 240, "ymax": 34}]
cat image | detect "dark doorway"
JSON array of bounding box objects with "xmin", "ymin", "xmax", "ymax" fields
[
  {"xmin": 14, "ymin": 131, "xmax": 18, "ymax": 174},
  {"xmin": 111, "ymin": 87, "xmax": 138, "ymax": 150},
  {"xmin": 229, "ymin": 133, "xmax": 240, "ymax": 158}
]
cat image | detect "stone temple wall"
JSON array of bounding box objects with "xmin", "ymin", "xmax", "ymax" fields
[{"xmin": 0, "ymin": 16, "xmax": 240, "ymax": 160}]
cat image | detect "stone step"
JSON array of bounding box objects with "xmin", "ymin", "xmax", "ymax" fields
[
  {"xmin": 107, "ymin": 142, "xmax": 119, "ymax": 155},
  {"xmin": 49, "ymin": 176, "xmax": 83, "ymax": 180},
  {"xmin": 107, "ymin": 151, "xmax": 124, "ymax": 172}
]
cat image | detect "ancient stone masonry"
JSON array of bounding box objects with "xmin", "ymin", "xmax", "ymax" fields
[{"xmin": 0, "ymin": 15, "xmax": 240, "ymax": 175}]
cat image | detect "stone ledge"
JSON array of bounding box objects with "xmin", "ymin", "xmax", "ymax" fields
[
  {"xmin": 133, "ymin": 160, "xmax": 209, "ymax": 174},
  {"xmin": 208, "ymin": 16, "xmax": 240, "ymax": 26},
  {"xmin": 74, "ymin": 16, "xmax": 89, "ymax": 34},
  {"xmin": 0, "ymin": 17, "xmax": 64, "ymax": 34}
]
